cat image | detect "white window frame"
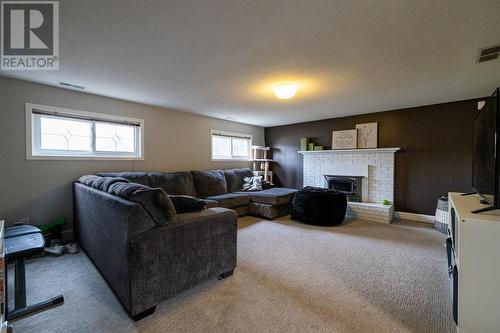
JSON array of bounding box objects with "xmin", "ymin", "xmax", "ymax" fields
[
  {"xmin": 26, "ymin": 103, "xmax": 145, "ymax": 160},
  {"xmin": 210, "ymin": 129, "xmax": 252, "ymax": 161}
]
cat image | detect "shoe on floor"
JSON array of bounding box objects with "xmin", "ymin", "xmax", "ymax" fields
[
  {"xmin": 64, "ymin": 243, "xmax": 80, "ymax": 254},
  {"xmin": 45, "ymin": 245, "xmax": 65, "ymax": 256}
]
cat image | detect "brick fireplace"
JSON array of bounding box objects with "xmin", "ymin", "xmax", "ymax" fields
[{"xmin": 299, "ymin": 148, "xmax": 400, "ymax": 223}]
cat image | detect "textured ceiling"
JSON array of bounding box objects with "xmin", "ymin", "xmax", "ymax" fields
[{"xmin": 2, "ymin": 0, "xmax": 500, "ymax": 127}]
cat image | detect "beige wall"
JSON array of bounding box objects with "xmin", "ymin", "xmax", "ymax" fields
[{"xmin": 0, "ymin": 76, "xmax": 264, "ymax": 229}]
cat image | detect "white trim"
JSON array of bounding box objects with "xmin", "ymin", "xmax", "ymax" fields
[
  {"xmin": 25, "ymin": 103, "xmax": 145, "ymax": 160},
  {"xmin": 26, "ymin": 105, "xmax": 33, "ymax": 160},
  {"xmin": 298, "ymin": 148, "xmax": 401, "ymax": 154},
  {"xmin": 210, "ymin": 129, "xmax": 252, "ymax": 161},
  {"xmin": 394, "ymin": 211, "xmax": 434, "ymax": 224}
]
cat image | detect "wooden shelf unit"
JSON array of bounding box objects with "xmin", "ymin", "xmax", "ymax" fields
[{"xmin": 251, "ymin": 146, "xmax": 273, "ymax": 183}]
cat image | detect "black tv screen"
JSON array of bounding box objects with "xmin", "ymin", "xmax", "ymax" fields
[{"xmin": 472, "ymin": 88, "xmax": 499, "ymax": 206}]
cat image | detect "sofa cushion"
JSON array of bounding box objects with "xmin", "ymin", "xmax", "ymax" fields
[
  {"xmin": 107, "ymin": 182, "xmax": 177, "ymax": 225},
  {"xmin": 202, "ymin": 199, "xmax": 219, "ymax": 209},
  {"xmin": 224, "ymin": 168, "xmax": 254, "ymax": 192},
  {"xmin": 232, "ymin": 205, "xmax": 249, "ymax": 217},
  {"xmin": 191, "ymin": 170, "xmax": 227, "ymax": 197},
  {"xmin": 79, "ymin": 175, "xmax": 130, "ymax": 192},
  {"xmin": 169, "ymin": 195, "xmax": 206, "ymax": 214},
  {"xmin": 96, "ymin": 172, "xmax": 150, "ymax": 186},
  {"xmin": 205, "ymin": 193, "xmax": 249, "ymax": 208},
  {"xmin": 79, "ymin": 175, "xmax": 102, "ymax": 188},
  {"xmin": 248, "ymin": 202, "xmax": 292, "ymax": 219},
  {"xmin": 93, "ymin": 176, "xmax": 131, "ymax": 192},
  {"xmin": 148, "ymin": 172, "xmax": 198, "ymax": 197},
  {"xmin": 235, "ymin": 187, "xmax": 297, "ymax": 206}
]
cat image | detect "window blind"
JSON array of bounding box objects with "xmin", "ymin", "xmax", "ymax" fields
[
  {"xmin": 211, "ymin": 131, "xmax": 251, "ymax": 139},
  {"xmin": 32, "ymin": 109, "xmax": 141, "ymax": 127}
]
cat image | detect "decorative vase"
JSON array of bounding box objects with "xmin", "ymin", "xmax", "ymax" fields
[{"xmin": 300, "ymin": 138, "xmax": 309, "ymax": 151}]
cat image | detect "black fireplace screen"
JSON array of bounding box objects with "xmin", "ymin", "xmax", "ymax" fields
[
  {"xmin": 324, "ymin": 175, "xmax": 363, "ymax": 202},
  {"xmin": 330, "ymin": 178, "xmax": 354, "ymax": 193}
]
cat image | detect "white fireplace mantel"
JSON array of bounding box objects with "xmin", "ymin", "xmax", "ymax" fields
[{"xmin": 298, "ymin": 147, "xmax": 401, "ymax": 155}]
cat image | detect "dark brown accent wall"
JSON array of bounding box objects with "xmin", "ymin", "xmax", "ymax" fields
[{"xmin": 265, "ymin": 99, "xmax": 481, "ymax": 215}]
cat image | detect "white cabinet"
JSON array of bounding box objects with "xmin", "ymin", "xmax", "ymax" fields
[{"xmin": 448, "ymin": 193, "xmax": 500, "ymax": 333}]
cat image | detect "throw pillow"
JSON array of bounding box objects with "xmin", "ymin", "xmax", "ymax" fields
[
  {"xmin": 169, "ymin": 195, "xmax": 207, "ymax": 214},
  {"xmin": 93, "ymin": 176, "xmax": 130, "ymax": 192},
  {"xmin": 107, "ymin": 182, "xmax": 177, "ymax": 225},
  {"xmin": 242, "ymin": 176, "xmax": 263, "ymax": 192},
  {"xmin": 78, "ymin": 175, "xmax": 102, "ymax": 188},
  {"xmin": 96, "ymin": 172, "xmax": 151, "ymax": 186},
  {"xmin": 78, "ymin": 175, "xmax": 130, "ymax": 192}
]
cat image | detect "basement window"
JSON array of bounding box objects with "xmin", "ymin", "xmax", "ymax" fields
[
  {"xmin": 211, "ymin": 130, "xmax": 252, "ymax": 161},
  {"xmin": 26, "ymin": 103, "xmax": 144, "ymax": 160}
]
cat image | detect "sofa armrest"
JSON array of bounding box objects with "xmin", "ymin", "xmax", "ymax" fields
[
  {"xmin": 74, "ymin": 183, "xmax": 156, "ymax": 238},
  {"xmin": 73, "ymin": 182, "xmax": 156, "ymax": 311},
  {"xmin": 128, "ymin": 207, "xmax": 237, "ymax": 314}
]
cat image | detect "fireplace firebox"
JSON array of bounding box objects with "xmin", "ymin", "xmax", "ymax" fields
[{"xmin": 324, "ymin": 175, "xmax": 363, "ymax": 202}]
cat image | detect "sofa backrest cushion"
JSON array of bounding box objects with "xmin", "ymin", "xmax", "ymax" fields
[
  {"xmin": 224, "ymin": 168, "xmax": 255, "ymax": 192},
  {"xmin": 148, "ymin": 172, "xmax": 198, "ymax": 197},
  {"xmin": 96, "ymin": 172, "xmax": 150, "ymax": 186},
  {"xmin": 191, "ymin": 170, "xmax": 227, "ymax": 198},
  {"xmin": 79, "ymin": 175, "xmax": 130, "ymax": 192},
  {"xmin": 107, "ymin": 182, "xmax": 177, "ymax": 226}
]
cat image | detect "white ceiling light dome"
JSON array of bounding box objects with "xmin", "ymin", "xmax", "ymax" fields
[{"xmin": 274, "ymin": 83, "xmax": 298, "ymax": 99}]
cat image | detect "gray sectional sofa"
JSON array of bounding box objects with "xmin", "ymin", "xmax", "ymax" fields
[
  {"xmin": 98, "ymin": 168, "xmax": 297, "ymax": 219},
  {"xmin": 73, "ymin": 168, "xmax": 296, "ymax": 320}
]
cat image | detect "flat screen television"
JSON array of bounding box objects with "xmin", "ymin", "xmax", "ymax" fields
[{"xmin": 471, "ymin": 88, "xmax": 500, "ymax": 213}]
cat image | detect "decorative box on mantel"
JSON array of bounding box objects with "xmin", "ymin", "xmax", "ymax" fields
[{"xmin": 298, "ymin": 148, "xmax": 401, "ymax": 223}]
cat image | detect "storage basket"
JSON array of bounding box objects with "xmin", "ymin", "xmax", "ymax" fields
[{"xmin": 434, "ymin": 197, "xmax": 449, "ymax": 234}]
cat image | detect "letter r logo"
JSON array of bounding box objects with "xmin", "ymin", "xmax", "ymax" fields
[
  {"xmin": 10, "ymin": 9, "xmax": 48, "ymax": 49},
  {"xmin": 2, "ymin": 1, "xmax": 57, "ymax": 55}
]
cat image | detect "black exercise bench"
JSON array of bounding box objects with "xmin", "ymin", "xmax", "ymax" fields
[{"xmin": 4, "ymin": 225, "xmax": 64, "ymax": 320}]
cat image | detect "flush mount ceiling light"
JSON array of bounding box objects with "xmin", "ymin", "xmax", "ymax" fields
[{"xmin": 274, "ymin": 83, "xmax": 298, "ymax": 99}]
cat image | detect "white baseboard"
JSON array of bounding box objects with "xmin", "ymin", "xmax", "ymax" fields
[{"xmin": 394, "ymin": 211, "xmax": 434, "ymax": 224}]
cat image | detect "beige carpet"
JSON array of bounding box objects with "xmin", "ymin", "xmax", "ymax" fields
[{"xmin": 11, "ymin": 217, "xmax": 453, "ymax": 333}]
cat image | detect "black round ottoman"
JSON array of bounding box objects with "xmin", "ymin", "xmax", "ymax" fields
[{"xmin": 291, "ymin": 186, "xmax": 347, "ymax": 226}]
